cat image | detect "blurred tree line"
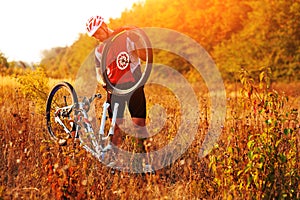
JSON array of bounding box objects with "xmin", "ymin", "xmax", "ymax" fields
[{"xmin": 1, "ymin": 0, "xmax": 299, "ymax": 82}]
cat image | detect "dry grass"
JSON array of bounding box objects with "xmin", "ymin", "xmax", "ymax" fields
[{"xmin": 0, "ymin": 74, "xmax": 299, "ymax": 199}]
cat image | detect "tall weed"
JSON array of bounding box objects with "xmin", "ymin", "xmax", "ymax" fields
[{"xmin": 209, "ymin": 68, "xmax": 299, "ymax": 199}]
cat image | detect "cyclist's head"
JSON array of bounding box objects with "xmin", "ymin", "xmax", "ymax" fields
[{"xmin": 86, "ymin": 16, "xmax": 105, "ymax": 37}]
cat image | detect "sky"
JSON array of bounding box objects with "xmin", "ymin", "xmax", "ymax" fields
[{"xmin": 0, "ymin": 0, "xmax": 141, "ymax": 63}]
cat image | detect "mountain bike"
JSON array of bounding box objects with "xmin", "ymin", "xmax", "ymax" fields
[{"xmin": 45, "ymin": 28, "xmax": 153, "ymax": 165}]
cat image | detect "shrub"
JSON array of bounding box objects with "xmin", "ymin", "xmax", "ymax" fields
[
  {"xmin": 17, "ymin": 67, "xmax": 49, "ymax": 114},
  {"xmin": 209, "ymin": 68, "xmax": 299, "ymax": 199}
]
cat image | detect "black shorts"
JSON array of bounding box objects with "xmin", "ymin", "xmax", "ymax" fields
[{"xmin": 107, "ymin": 86, "xmax": 146, "ymax": 119}]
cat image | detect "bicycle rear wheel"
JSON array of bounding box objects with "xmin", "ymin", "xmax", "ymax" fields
[
  {"xmin": 46, "ymin": 81, "xmax": 78, "ymax": 141},
  {"xmin": 101, "ymin": 28, "xmax": 153, "ymax": 95}
]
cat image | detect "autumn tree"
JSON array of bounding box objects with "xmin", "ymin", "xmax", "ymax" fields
[
  {"xmin": 40, "ymin": 34, "xmax": 97, "ymax": 79},
  {"xmin": 0, "ymin": 52, "xmax": 9, "ymax": 75},
  {"xmin": 39, "ymin": 0, "xmax": 299, "ymax": 82},
  {"xmin": 213, "ymin": 0, "xmax": 300, "ymax": 82}
]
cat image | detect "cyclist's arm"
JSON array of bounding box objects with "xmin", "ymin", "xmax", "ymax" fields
[{"xmin": 95, "ymin": 46, "xmax": 106, "ymax": 86}]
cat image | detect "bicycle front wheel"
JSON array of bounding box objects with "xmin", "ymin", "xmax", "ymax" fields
[{"xmin": 46, "ymin": 81, "xmax": 78, "ymax": 141}]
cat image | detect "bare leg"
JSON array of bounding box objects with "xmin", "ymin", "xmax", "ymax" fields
[
  {"xmin": 105, "ymin": 118, "xmax": 123, "ymax": 168},
  {"xmin": 111, "ymin": 118, "xmax": 123, "ymax": 147},
  {"xmin": 132, "ymin": 117, "xmax": 150, "ymax": 161}
]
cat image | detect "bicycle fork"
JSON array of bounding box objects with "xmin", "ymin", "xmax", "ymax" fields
[{"xmin": 98, "ymin": 102, "xmax": 119, "ymax": 153}]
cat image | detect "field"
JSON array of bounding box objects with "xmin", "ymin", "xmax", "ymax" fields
[{"xmin": 0, "ymin": 72, "xmax": 299, "ymax": 199}]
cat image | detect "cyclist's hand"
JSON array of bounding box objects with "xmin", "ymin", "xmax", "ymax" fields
[{"xmin": 102, "ymin": 83, "xmax": 107, "ymax": 90}]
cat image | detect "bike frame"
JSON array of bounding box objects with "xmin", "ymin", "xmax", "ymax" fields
[{"xmin": 54, "ymin": 94, "xmax": 119, "ymax": 161}]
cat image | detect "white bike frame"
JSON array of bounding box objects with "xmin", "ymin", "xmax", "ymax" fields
[{"xmin": 55, "ymin": 97, "xmax": 119, "ymax": 161}]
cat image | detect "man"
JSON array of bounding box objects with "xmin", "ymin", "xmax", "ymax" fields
[{"xmin": 86, "ymin": 16, "xmax": 153, "ymax": 173}]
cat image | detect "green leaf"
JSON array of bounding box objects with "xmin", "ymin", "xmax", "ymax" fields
[
  {"xmin": 227, "ymin": 146, "xmax": 233, "ymax": 154},
  {"xmin": 265, "ymin": 119, "xmax": 272, "ymax": 125},
  {"xmin": 248, "ymin": 151, "xmax": 254, "ymax": 160},
  {"xmin": 284, "ymin": 128, "xmax": 291, "ymax": 135},
  {"xmin": 247, "ymin": 175, "xmax": 253, "ymax": 188},
  {"xmin": 279, "ymin": 153, "xmax": 287, "ymax": 163},
  {"xmin": 247, "ymin": 140, "xmax": 255, "ymax": 150}
]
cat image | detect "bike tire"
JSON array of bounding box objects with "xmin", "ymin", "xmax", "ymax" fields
[
  {"xmin": 46, "ymin": 81, "xmax": 78, "ymax": 141},
  {"xmin": 101, "ymin": 28, "xmax": 153, "ymax": 95}
]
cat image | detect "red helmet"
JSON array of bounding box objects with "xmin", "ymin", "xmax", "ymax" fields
[{"xmin": 86, "ymin": 16, "xmax": 105, "ymax": 36}]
